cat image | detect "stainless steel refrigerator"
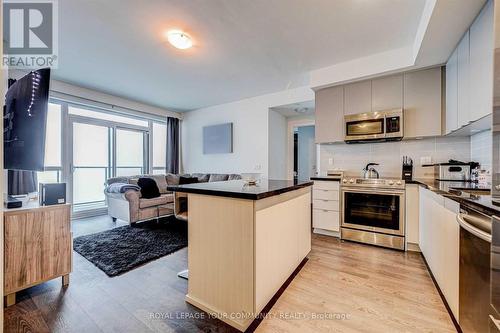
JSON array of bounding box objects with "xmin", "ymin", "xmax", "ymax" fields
[{"xmin": 492, "ymin": 0, "xmax": 500, "ymax": 330}]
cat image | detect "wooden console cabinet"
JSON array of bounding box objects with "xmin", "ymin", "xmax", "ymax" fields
[{"xmin": 4, "ymin": 203, "xmax": 72, "ymax": 306}]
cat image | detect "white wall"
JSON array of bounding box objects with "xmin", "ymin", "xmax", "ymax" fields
[
  {"xmin": 268, "ymin": 110, "xmax": 287, "ymax": 179},
  {"xmin": 181, "ymin": 87, "xmax": 314, "ymax": 177}
]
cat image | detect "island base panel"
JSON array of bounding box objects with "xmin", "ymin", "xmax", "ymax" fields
[{"xmin": 186, "ymin": 187, "xmax": 312, "ymax": 331}]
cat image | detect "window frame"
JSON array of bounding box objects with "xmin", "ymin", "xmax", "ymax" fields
[{"xmin": 41, "ymin": 97, "xmax": 169, "ymax": 217}]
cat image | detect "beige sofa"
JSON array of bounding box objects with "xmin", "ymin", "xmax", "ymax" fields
[{"xmin": 104, "ymin": 173, "xmax": 241, "ymax": 224}]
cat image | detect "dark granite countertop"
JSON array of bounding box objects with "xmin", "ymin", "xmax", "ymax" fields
[
  {"xmin": 167, "ymin": 179, "xmax": 313, "ymax": 200},
  {"xmin": 408, "ymin": 178, "xmax": 499, "ymax": 216},
  {"xmin": 310, "ymin": 177, "xmax": 340, "ymax": 182}
]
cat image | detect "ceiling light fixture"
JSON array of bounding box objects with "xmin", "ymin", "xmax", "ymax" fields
[
  {"xmin": 294, "ymin": 107, "xmax": 308, "ymax": 114},
  {"xmin": 166, "ymin": 30, "xmax": 193, "ymax": 49}
]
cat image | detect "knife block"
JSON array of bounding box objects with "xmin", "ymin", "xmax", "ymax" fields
[{"xmin": 402, "ymin": 164, "xmax": 413, "ymax": 181}]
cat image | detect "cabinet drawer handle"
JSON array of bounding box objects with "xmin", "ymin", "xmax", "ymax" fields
[{"xmin": 323, "ymin": 210, "xmax": 329, "ymax": 212}]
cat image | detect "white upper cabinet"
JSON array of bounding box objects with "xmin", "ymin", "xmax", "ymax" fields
[
  {"xmin": 315, "ymin": 86, "xmax": 344, "ymax": 144},
  {"xmin": 470, "ymin": 0, "xmax": 494, "ymax": 122},
  {"xmin": 457, "ymin": 31, "xmax": 471, "ymax": 128},
  {"xmin": 344, "ymin": 81, "xmax": 372, "ymax": 115},
  {"xmin": 372, "ymin": 74, "xmax": 403, "ymax": 111},
  {"xmin": 446, "ymin": 48, "xmax": 458, "ymax": 134},
  {"xmin": 315, "ymin": 68, "xmax": 442, "ymax": 143},
  {"xmin": 403, "ymin": 68, "xmax": 443, "ymax": 138}
]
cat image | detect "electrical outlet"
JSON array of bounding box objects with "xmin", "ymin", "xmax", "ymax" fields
[
  {"xmin": 328, "ymin": 158, "xmax": 333, "ymax": 166},
  {"xmin": 254, "ymin": 164, "xmax": 262, "ymax": 171},
  {"xmin": 420, "ymin": 156, "xmax": 432, "ymax": 165}
]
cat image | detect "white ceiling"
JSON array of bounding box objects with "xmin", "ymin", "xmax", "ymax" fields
[{"xmin": 53, "ymin": 0, "xmax": 427, "ymax": 111}]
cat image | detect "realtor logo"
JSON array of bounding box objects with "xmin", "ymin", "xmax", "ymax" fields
[{"xmin": 2, "ymin": 0, "xmax": 58, "ymax": 68}]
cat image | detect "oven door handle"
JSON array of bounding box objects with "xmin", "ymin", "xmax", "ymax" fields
[
  {"xmin": 456, "ymin": 213, "xmax": 492, "ymax": 243},
  {"xmin": 341, "ymin": 188, "xmax": 405, "ymax": 195}
]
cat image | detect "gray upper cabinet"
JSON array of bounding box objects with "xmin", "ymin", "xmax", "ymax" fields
[
  {"xmin": 446, "ymin": 48, "xmax": 458, "ymax": 134},
  {"xmin": 315, "ymin": 86, "xmax": 344, "ymax": 143},
  {"xmin": 469, "ymin": 0, "xmax": 493, "ymax": 122},
  {"xmin": 457, "ymin": 31, "xmax": 470, "ymax": 128},
  {"xmin": 344, "ymin": 81, "xmax": 371, "ymax": 115},
  {"xmin": 404, "ymin": 67, "xmax": 443, "ymax": 138},
  {"xmin": 314, "ymin": 68, "xmax": 443, "ymax": 143},
  {"xmin": 371, "ymin": 74, "xmax": 403, "ymax": 111}
]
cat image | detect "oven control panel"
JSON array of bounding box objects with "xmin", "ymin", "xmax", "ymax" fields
[{"xmin": 342, "ymin": 178, "xmax": 405, "ymax": 190}]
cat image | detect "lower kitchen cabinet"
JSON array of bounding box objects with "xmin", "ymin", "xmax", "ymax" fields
[
  {"xmin": 419, "ymin": 188, "xmax": 460, "ymax": 321},
  {"xmin": 312, "ymin": 181, "xmax": 340, "ymax": 236}
]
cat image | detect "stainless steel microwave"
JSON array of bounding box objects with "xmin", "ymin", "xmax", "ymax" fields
[{"xmin": 344, "ymin": 109, "xmax": 404, "ymax": 143}]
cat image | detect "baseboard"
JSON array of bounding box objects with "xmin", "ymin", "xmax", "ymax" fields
[
  {"xmin": 313, "ymin": 228, "xmax": 340, "ymax": 238},
  {"xmin": 406, "ymin": 242, "xmax": 421, "ymax": 252},
  {"xmin": 185, "ymin": 295, "xmax": 251, "ymax": 332}
]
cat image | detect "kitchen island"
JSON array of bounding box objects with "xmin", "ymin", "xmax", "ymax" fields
[{"xmin": 167, "ymin": 179, "xmax": 313, "ymax": 331}]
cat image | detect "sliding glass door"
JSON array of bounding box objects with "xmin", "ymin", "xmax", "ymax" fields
[
  {"xmin": 72, "ymin": 121, "xmax": 112, "ymax": 211},
  {"xmin": 116, "ymin": 128, "xmax": 146, "ymax": 177},
  {"xmin": 69, "ymin": 115, "xmax": 149, "ymax": 214}
]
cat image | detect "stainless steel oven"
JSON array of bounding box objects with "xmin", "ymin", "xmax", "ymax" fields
[
  {"xmin": 341, "ymin": 178, "xmax": 405, "ymax": 250},
  {"xmin": 344, "ymin": 109, "xmax": 403, "ymax": 143}
]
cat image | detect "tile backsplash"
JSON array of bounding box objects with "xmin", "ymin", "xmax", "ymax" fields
[
  {"xmin": 470, "ymin": 130, "xmax": 492, "ymax": 172},
  {"xmin": 319, "ymin": 136, "xmax": 472, "ymax": 179}
]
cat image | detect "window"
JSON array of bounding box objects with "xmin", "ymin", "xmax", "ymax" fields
[
  {"xmin": 45, "ymin": 103, "xmax": 62, "ymax": 166},
  {"xmin": 70, "ymin": 106, "xmax": 149, "ymax": 210},
  {"xmin": 37, "ymin": 102, "xmax": 62, "ymax": 189},
  {"xmin": 33, "ymin": 98, "xmax": 171, "ymax": 215},
  {"xmin": 72, "ymin": 122, "xmax": 111, "ymax": 205},
  {"xmin": 69, "ymin": 105, "xmax": 149, "ymax": 127},
  {"xmin": 152, "ymin": 122, "xmax": 167, "ymax": 174},
  {"xmin": 116, "ymin": 128, "xmax": 145, "ymax": 176}
]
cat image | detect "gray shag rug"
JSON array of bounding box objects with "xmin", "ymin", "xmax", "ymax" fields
[{"xmin": 73, "ymin": 217, "xmax": 187, "ymax": 277}]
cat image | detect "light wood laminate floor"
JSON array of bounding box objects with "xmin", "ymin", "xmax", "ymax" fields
[
  {"xmin": 257, "ymin": 234, "xmax": 456, "ymax": 332},
  {"xmin": 5, "ymin": 216, "xmax": 455, "ymax": 333}
]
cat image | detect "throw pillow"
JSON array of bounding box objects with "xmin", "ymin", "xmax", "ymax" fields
[
  {"xmin": 148, "ymin": 174, "xmax": 168, "ymax": 194},
  {"xmin": 209, "ymin": 174, "xmax": 229, "ymax": 182},
  {"xmin": 191, "ymin": 173, "xmax": 210, "ymax": 182},
  {"xmin": 166, "ymin": 173, "xmax": 181, "ymax": 186},
  {"xmin": 137, "ymin": 177, "xmax": 161, "ymax": 199},
  {"xmin": 179, "ymin": 176, "xmax": 199, "ymax": 185}
]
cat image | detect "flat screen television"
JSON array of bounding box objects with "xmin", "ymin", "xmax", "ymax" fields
[{"xmin": 4, "ymin": 68, "xmax": 51, "ymax": 171}]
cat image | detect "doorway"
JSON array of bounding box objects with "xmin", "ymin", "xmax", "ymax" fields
[{"xmin": 293, "ymin": 125, "xmax": 316, "ymax": 180}]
